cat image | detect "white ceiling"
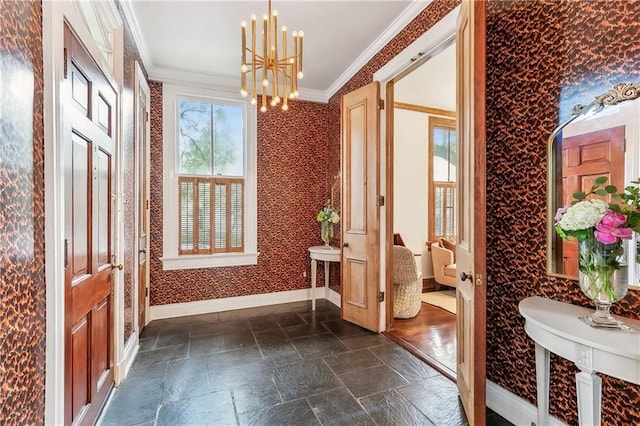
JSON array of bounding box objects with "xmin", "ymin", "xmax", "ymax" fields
[{"xmin": 121, "ymin": 0, "xmax": 431, "ymax": 102}]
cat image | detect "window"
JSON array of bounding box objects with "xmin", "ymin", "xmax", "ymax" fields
[
  {"xmin": 429, "ymin": 117, "xmax": 457, "ymax": 241},
  {"xmin": 162, "ymin": 84, "xmax": 257, "ymax": 270}
]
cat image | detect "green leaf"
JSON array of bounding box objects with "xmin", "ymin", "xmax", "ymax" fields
[
  {"xmin": 573, "ymin": 192, "xmax": 587, "ymax": 200},
  {"xmin": 594, "ymin": 176, "xmax": 608, "ymax": 185},
  {"xmin": 604, "ymin": 185, "xmax": 618, "ymax": 193}
]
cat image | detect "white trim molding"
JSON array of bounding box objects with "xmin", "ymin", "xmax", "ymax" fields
[
  {"xmin": 487, "ymin": 380, "xmax": 566, "ymax": 426},
  {"xmin": 150, "ymin": 288, "xmax": 335, "ymax": 320}
]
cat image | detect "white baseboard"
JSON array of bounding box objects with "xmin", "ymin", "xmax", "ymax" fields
[
  {"xmin": 487, "ymin": 380, "xmax": 566, "ymax": 426},
  {"xmin": 150, "ymin": 287, "xmax": 340, "ymax": 320},
  {"xmin": 327, "ymin": 288, "xmax": 341, "ymax": 307},
  {"xmin": 114, "ymin": 335, "xmax": 139, "ymax": 385}
]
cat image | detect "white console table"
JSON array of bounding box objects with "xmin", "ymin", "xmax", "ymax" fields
[
  {"xmin": 519, "ymin": 296, "xmax": 640, "ymax": 426},
  {"xmin": 308, "ymin": 246, "xmax": 340, "ymax": 310}
]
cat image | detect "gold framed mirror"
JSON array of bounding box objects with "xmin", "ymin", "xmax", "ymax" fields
[{"xmin": 547, "ymin": 82, "xmax": 640, "ymax": 289}]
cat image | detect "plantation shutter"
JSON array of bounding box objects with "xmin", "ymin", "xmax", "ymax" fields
[{"xmin": 179, "ymin": 177, "xmax": 243, "ymax": 254}]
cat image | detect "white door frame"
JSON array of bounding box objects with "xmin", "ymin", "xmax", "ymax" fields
[
  {"xmin": 134, "ymin": 60, "xmax": 151, "ymax": 331},
  {"xmin": 373, "ymin": 6, "xmax": 460, "ymax": 331},
  {"xmin": 43, "ymin": 2, "xmax": 124, "ymax": 423}
]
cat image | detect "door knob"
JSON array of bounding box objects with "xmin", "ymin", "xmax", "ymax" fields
[
  {"xmin": 139, "ymin": 249, "xmax": 146, "ymax": 254},
  {"xmin": 342, "ymin": 242, "xmax": 349, "ymax": 248},
  {"xmin": 460, "ymin": 272, "xmax": 472, "ymax": 282},
  {"xmin": 111, "ymin": 263, "xmax": 124, "ymax": 270}
]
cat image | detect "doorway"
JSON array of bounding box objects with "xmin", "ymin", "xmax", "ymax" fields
[{"xmin": 385, "ymin": 40, "xmax": 458, "ymax": 380}]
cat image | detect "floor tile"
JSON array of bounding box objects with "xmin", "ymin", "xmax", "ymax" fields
[
  {"xmin": 337, "ymin": 364, "xmax": 409, "ymax": 398},
  {"xmin": 306, "ymin": 388, "xmax": 376, "ymax": 426},
  {"xmin": 360, "ymin": 389, "xmax": 435, "ymax": 426},
  {"xmin": 156, "ymin": 391, "xmax": 236, "ymax": 426},
  {"xmin": 239, "ymin": 399, "xmax": 320, "ymax": 426},
  {"xmin": 98, "ymin": 364, "xmax": 166, "ymax": 425},
  {"xmin": 323, "ymin": 348, "xmax": 383, "ymax": 375},
  {"xmin": 162, "ymin": 355, "xmax": 211, "ymax": 403},
  {"xmin": 132, "ymin": 343, "xmax": 189, "ymax": 368},
  {"xmin": 272, "ymin": 358, "xmax": 343, "ymax": 401},
  {"xmin": 370, "ymin": 343, "xmax": 440, "ymax": 383},
  {"xmin": 398, "ymin": 375, "xmax": 468, "ymax": 425},
  {"xmin": 291, "ymin": 333, "xmax": 350, "ymax": 359},
  {"xmin": 231, "ymin": 380, "xmax": 282, "ymax": 415}
]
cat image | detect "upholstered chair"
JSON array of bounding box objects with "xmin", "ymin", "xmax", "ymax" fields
[
  {"xmin": 393, "ymin": 245, "xmax": 422, "ymax": 319},
  {"xmin": 431, "ymin": 239, "xmax": 457, "ymax": 288}
]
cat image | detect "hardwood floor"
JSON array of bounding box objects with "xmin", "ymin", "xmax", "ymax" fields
[{"xmin": 385, "ymin": 298, "xmax": 457, "ymax": 381}]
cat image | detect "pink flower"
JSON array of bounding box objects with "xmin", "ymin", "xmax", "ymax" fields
[
  {"xmin": 555, "ymin": 206, "xmax": 568, "ymax": 223},
  {"xmin": 594, "ymin": 211, "xmax": 633, "ymax": 244}
]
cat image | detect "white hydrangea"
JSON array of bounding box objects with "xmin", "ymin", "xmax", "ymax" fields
[{"xmin": 557, "ymin": 199, "xmax": 607, "ymax": 231}]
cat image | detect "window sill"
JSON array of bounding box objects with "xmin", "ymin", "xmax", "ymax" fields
[{"xmin": 160, "ymin": 252, "xmax": 259, "ymax": 270}]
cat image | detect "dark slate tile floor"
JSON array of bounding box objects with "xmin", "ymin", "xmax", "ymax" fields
[{"xmin": 97, "ymin": 299, "xmax": 512, "ymax": 426}]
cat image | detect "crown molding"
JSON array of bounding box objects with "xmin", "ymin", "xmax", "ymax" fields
[
  {"xmin": 326, "ymin": 0, "xmax": 432, "ymax": 98},
  {"xmin": 120, "ymin": 0, "xmax": 427, "ymax": 103},
  {"xmin": 119, "ymin": 0, "xmax": 153, "ymax": 73},
  {"xmin": 148, "ymin": 65, "xmax": 329, "ymax": 103}
]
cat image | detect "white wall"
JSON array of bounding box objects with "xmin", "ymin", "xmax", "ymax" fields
[{"xmin": 393, "ymin": 108, "xmax": 429, "ymax": 258}]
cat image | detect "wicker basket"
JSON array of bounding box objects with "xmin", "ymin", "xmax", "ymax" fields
[{"xmin": 393, "ymin": 245, "xmax": 422, "ymax": 319}]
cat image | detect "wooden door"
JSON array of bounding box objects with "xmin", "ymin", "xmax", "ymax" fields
[
  {"xmin": 340, "ymin": 82, "xmax": 381, "ymax": 332},
  {"xmin": 456, "ymin": 1, "xmax": 487, "ymax": 424},
  {"xmin": 561, "ymin": 126, "xmax": 625, "ymax": 276},
  {"xmin": 136, "ymin": 72, "xmax": 150, "ymax": 330},
  {"xmin": 63, "ymin": 24, "xmax": 116, "ymax": 425}
]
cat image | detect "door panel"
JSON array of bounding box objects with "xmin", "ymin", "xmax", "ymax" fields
[
  {"xmin": 64, "ymin": 23, "xmax": 116, "ymax": 425},
  {"xmin": 456, "ymin": 1, "xmax": 487, "ymax": 424},
  {"xmin": 560, "ymin": 126, "xmax": 625, "ymax": 275},
  {"xmin": 341, "ymin": 82, "xmax": 381, "ymax": 333}
]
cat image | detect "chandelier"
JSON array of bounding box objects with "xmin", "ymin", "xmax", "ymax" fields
[{"xmin": 240, "ymin": 0, "xmax": 303, "ymax": 112}]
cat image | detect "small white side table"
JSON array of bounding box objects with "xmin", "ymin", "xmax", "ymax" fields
[
  {"xmin": 519, "ymin": 296, "xmax": 640, "ymax": 426},
  {"xmin": 308, "ymin": 246, "xmax": 340, "ymax": 310}
]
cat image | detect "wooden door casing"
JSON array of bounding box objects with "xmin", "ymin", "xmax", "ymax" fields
[
  {"xmin": 63, "ymin": 24, "xmax": 116, "ymax": 425},
  {"xmin": 455, "ymin": 1, "xmax": 487, "ymax": 424},
  {"xmin": 560, "ymin": 126, "xmax": 625, "ymax": 276},
  {"xmin": 136, "ymin": 75, "xmax": 150, "ymax": 331},
  {"xmin": 340, "ymin": 81, "xmax": 381, "ymax": 333}
]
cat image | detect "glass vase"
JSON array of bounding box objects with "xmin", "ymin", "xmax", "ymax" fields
[
  {"xmin": 577, "ymin": 238, "xmax": 630, "ymax": 329},
  {"xmin": 321, "ymin": 221, "xmax": 333, "ymax": 247}
]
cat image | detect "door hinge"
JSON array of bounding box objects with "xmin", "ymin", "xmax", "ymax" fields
[
  {"xmin": 146, "ymin": 288, "xmax": 149, "ymax": 297},
  {"xmin": 378, "ymin": 291, "xmax": 385, "ymax": 302},
  {"xmin": 63, "ymin": 47, "xmax": 68, "ymax": 79},
  {"xmin": 378, "ymin": 99, "xmax": 385, "ymax": 110},
  {"xmin": 146, "ymin": 111, "xmax": 149, "ymax": 123},
  {"xmin": 377, "ymin": 195, "xmax": 385, "ymax": 207},
  {"xmin": 146, "ymin": 199, "xmax": 149, "ymax": 210},
  {"xmin": 64, "ymin": 239, "xmax": 69, "ymax": 268}
]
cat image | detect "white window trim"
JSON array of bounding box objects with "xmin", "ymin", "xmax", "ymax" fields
[{"xmin": 161, "ymin": 83, "xmax": 258, "ymax": 269}]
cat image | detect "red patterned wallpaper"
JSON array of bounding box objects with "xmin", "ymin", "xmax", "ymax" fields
[
  {"xmin": 485, "ymin": 1, "xmax": 640, "ymax": 424},
  {"xmin": 0, "ymin": 1, "xmax": 46, "ymax": 424},
  {"xmin": 148, "ymin": 88, "xmax": 329, "ymax": 305}
]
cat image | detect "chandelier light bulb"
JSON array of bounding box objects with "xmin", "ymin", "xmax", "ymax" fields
[
  {"xmin": 260, "ymin": 105, "xmax": 267, "ymax": 113},
  {"xmin": 251, "ymin": 98, "xmax": 257, "ymax": 105},
  {"xmin": 240, "ymin": 89, "xmax": 248, "ymax": 97},
  {"xmin": 262, "ymin": 79, "xmax": 269, "ymax": 87},
  {"xmin": 297, "ymin": 71, "xmax": 303, "ymax": 79},
  {"xmin": 274, "ymin": 96, "xmax": 280, "ymax": 104},
  {"xmin": 241, "ymin": 64, "xmax": 248, "ymax": 72},
  {"xmin": 251, "ymin": 14, "xmax": 256, "ymax": 21},
  {"xmin": 270, "ymin": 98, "xmax": 277, "ymax": 106},
  {"xmin": 282, "ymin": 104, "xmax": 288, "ymax": 111}
]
